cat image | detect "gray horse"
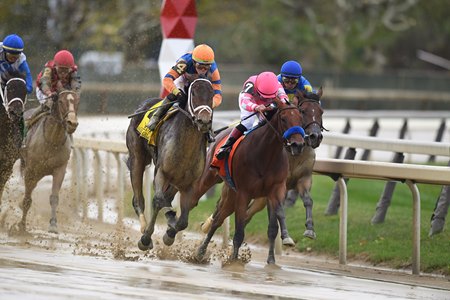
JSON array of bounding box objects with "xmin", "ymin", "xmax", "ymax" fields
[
  {"xmin": 125, "ymin": 78, "xmax": 214, "ymax": 251},
  {"xmin": 18, "ymin": 90, "xmax": 80, "ymax": 233}
]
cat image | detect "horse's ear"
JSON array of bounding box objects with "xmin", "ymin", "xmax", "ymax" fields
[{"xmin": 317, "ymin": 86, "xmax": 323, "ymax": 98}]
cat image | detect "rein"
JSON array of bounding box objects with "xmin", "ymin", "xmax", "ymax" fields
[{"xmin": 260, "ymin": 105, "xmax": 303, "ymax": 143}]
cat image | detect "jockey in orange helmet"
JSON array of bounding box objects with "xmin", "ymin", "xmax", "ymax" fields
[
  {"xmin": 147, "ymin": 44, "xmax": 222, "ymax": 142},
  {"xmin": 215, "ymin": 71, "xmax": 289, "ymax": 159}
]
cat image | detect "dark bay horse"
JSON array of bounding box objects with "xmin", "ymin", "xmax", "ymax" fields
[
  {"xmin": 245, "ymin": 88, "xmax": 325, "ymax": 242},
  {"xmin": 18, "ymin": 90, "xmax": 80, "ymax": 233},
  {"xmin": 194, "ymin": 97, "xmax": 305, "ymax": 264},
  {"xmin": 125, "ymin": 78, "xmax": 214, "ymax": 251},
  {"xmin": 0, "ymin": 70, "xmax": 27, "ymax": 207}
]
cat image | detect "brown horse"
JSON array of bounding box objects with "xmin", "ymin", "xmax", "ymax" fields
[
  {"xmin": 245, "ymin": 88, "xmax": 325, "ymax": 242},
  {"xmin": 195, "ymin": 97, "xmax": 305, "ymax": 264},
  {"xmin": 125, "ymin": 78, "xmax": 214, "ymax": 251},
  {"xmin": 0, "ymin": 70, "xmax": 27, "ymax": 207},
  {"xmin": 18, "ymin": 90, "xmax": 80, "ymax": 233}
]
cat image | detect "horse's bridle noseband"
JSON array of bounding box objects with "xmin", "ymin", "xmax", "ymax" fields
[
  {"xmin": 174, "ymin": 78, "xmax": 213, "ymax": 126},
  {"xmin": 1, "ymin": 77, "xmax": 26, "ymax": 116}
]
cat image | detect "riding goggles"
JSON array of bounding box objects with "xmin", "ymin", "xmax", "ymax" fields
[
  {"xmin": 282, "ymin": 76, "xmax": 299, "ymax": 85},
  {"xmin": 5, "ymin": 52, "xmax": 20, "ymax": 61},
  {"xmin": 194, "ymin": 62, "xmax": 212, "ymax": 71}
]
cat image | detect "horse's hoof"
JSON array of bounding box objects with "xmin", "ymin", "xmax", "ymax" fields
[
  {"xmin": 303, "ymin": 230, "xmax": 316, "ymax": 240},
  {"xmin": 138, "ymin": 235, "xmax": 153, "ymax": 251},
  {"xmin": 267, "ymin": 256, "xmax": 276, "ymax": 265},
  {"xmin": 163, "ymin": 232, "xmax": 175, "ymax": 246},
  {"xmin": 48, "ymin": 224, "xmax": 58, "ymax": 234},
  {"xmin": 371, "ymin": 212, "xmax": 386, "ymax": 225},
  {"xmin": 324, "ymin": 207, "xmax": 338, "ymax": 216},
  {"xmin": 429, "ymin": 219, "xmax": 445, "ymax": 237},
  {"xmin": 282, "ymin": 237, "xmax": 295, "ymax": 246}
]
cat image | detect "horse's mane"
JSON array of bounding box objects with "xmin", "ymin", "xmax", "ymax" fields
[{"xmin": 1, "ymin": 69, "xmax": 26, "ymax": 82}]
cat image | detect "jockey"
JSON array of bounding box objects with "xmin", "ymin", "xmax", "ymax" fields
[
  {"xmin": 35, "ymin": 50, "xmax": 81, "ymax": 106},
  {"xmin": 146, "ymin": 44, "xmax": 222, "ymax": 141},
  {"xmin": 0, "ymin": 34, "xmax": 33, "ymax": 94},
  {"xmin": 215, "ymin": 71, "xmax": 289, "ymax": 160},
  {"xmin": 278, "ymin": 60, "xmax": 315, "ymax": 102}
]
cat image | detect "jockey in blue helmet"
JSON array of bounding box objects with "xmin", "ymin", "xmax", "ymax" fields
[
  {"xmin": 0, "ymin": 34, "xmax": 33, "ymax": 94},
  {"xmin": 278, "ymin": 60, "xmax": 315, "ymax": 102}
]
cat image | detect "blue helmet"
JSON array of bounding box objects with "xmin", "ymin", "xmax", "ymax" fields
[
  {"xmin": 2, "ymin": 34, "xmax": 24, "ymax": 54},
  {"xmin": 280, "ymin": 60, "xmax": 302, "ymax": 78}
]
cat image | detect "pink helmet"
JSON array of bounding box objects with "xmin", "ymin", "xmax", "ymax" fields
[{"xmin": 255, "ymin": 71, "xmax": 279, "ymax": 98}]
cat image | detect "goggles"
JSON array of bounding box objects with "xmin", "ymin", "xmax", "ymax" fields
[
  {"xmin": 56, "ymin": 66, "xmax": 71, "ymax": 74},
  {"xmin": 5, "ymin": 52, "xmax": 20, "ymax": 61},
  {"xmin": 194, "ymin": 62, "xmax": 211, "ymax": 71},
  {"xmin": 282, "ymin": 76, "xmax": 299, "ymax": 85}
]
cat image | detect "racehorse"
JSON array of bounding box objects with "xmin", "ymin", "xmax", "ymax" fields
[
  {"xmin": 18, "ymin": 90, "xmax": 80, "ymax": 233},
  {"xmin": 201, "ymin": 88, "xmax": 325, "ymax": 244},
  {"xmin": 245, "ymin": 88, "xmax": 325, "ymax": 242},
  {"xmin": 195, "ymin": 97, "xmax": 306, "ymax": 264},
  {"xmin": 0, "ymin": 70, "xmax": 27, "ymax": 207},
  {"xmin": 125, "ymin": 78, "xmax": 214, "ymax": 251}
]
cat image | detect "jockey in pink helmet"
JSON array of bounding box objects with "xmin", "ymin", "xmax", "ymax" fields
[{"xmin": 216, "ymin": 71, "xmax": 289, "ymax": 160}]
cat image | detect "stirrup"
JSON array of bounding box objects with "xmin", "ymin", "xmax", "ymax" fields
[{"xmin": 215, "ymin": 146, "xmax": 231, "ymax": 160}]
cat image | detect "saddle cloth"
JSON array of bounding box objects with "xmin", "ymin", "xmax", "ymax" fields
[{"xmin": 136, "ymin": 101, "xmax": 176, "ymax": 146}]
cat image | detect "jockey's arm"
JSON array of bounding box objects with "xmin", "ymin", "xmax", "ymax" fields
[
  {"xmin": 210, "ymin": 65, "xmax": 222, "ymax": 108},
  {"xmin": 18, "ymin": 60, "xmax": 33, "ymax": 94},
  {"xmin": 39, "ymin": 67, "xmax": 54, "ymax": 96},
  {"xmin": 70, "ymin": 70, "xmax": 82, "ymax": 95},
  {"xmin": 162, "ymin": 59, "xmax": 186, "ymax": 96}
]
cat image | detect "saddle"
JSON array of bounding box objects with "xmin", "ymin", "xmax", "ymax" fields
[{"xmin": 24, "ymin": 106, "xmax": 50, "ymax": 129}]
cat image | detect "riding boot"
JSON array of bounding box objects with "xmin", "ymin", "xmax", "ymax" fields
[
  {"xmin": 146, "ymin": 96, "xmax": 175, "ymax": 131},
  {"xmin": 215, "ymin": 124, "xmax": 246, "ymax": 160}
]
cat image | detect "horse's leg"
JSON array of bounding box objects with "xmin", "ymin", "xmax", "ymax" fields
[
  {"xmin": 163, "ymin": 187, "xmax": 183, "ymax": 246},
  {"xmin": 266, "ymin": 184, "xmax": 286, "ymax": 264},
  {"xmin": 164, "ymin": 186, "xmax": 179, "ymax": 231},
  {"xmin": 275, "ymin": 197, "xmax": 295, "ymax": 247},
  {"xmin": 196, "ymin": 186, "xmax": 235, "ymax": 261},
  {"xmin": 138, "ymin": 171, "xmax": 166, "ymax": 251},
  {"xmin": 20, "ymin": 174, "xmax": 40, "ymax": 232},
  {"xmin": 298, "ymin": 175, "xmax": 316, "ymax": 239},
  {"xmin": 284, "ymin": 189, "xmax": 299, "ymax": 208},
  {"xmin": 245, "ymin": 197, "xmax": 266, "ymax": 225},
  {"xmin": 230, "ymin": 192, "xmax": 248, "ymax": 261},
  {"xmin": 128, "ymin": 148, "xmax": 148, "ymax": 233},
  {"xmin": 48, "ymin": 163, "xmax": 68, "ymax": 233}
]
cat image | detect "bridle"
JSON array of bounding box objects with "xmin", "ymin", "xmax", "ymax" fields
[
  {"xmin": 298, "ymin": 99, "xmax": 327, "ymax": 132},
  {"xmin": 174, "ymin": 78, "xmax": 213, "ymax": 126},
  {"xmin": 0, "ymin": 77, "xmax": 26, "ymax": 117},
  {"xmin": 258, "ymin": 104, "xmax": 305, "ymax": 145}
]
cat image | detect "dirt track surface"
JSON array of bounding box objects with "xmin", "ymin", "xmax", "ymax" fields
[{"xmin": 0, "ymin": 203, "xmax": 449, "ymax": 300}]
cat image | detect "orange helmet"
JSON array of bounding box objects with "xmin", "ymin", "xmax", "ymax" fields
[
  {"xmin": 54, "ymin": 50, "xmax": 75, "ymax": 68},
  {"xmin": 192, "ymin": 44, "xmax": 214, "ymax": 64}
]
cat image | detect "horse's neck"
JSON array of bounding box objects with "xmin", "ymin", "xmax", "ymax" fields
[
  {"xmin": 247, "ymin": 122, "xmax": 284, "ymax": 159},
  {"xmin": 40, "ymin": 114, "xmax": 67, "ymax": 144}
]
